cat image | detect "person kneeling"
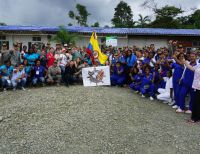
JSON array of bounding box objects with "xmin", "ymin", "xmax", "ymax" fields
[
  {"xmin": 140, "ymin": 66, "xmax": 155, "ymax": 101},
  {"xmin": 11, "ymin": 65, "xmax": 26, "ymax": 90},
  {"xmin": 32, "ymin": 60, "xmax": 46, "ymax": 86},
  {"xmin": 157, "ymin": 71, "xmax": 173, "ymax": 104},
  {"xmin": 110, "ymin": 62, "xmax": 126, "ymax": 87},
  {"xmin": 47, "ymin": 60, "xmax": 61, "ymax": 85}
]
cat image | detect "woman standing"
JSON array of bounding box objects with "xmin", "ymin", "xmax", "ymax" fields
[{"xmin": 184, "ymin": 59, "xmax": 200, "ymax": 123}]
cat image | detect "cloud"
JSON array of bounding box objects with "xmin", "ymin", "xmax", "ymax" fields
[{"xmin": 0, "ymin": 0, "xmax": 199, "ymax": 26}]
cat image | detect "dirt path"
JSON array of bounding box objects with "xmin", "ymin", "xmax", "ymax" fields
[{"xmin": 0, "ymin": 86, "xmax": 200, "ymax": 154}]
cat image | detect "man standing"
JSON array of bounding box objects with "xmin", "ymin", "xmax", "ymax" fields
[
  {"xmin": 0, "ymin": 43, "xmax": 11, "ymax": 65},
  {"xmin": 10, "ymin": 42, "xmax": 20, "ymax": 67}
]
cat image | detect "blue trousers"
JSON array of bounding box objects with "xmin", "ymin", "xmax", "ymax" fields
[
  {"xmin": 1, "ymin": 77, "xmax": 12, "ymax": 88},
  {"xmin": 140, "ymin": 84, "xmax": 155, "ymax": 97},
  {"xmin": 178, "ymin": 84, "xmax": 194, "ymax": 110},
  {"xmin": 130, "ymin": 83, "xmax": 140, "ymax": 91},
  {"xmin": 32, "ymin": 77, "xmax": 45, "ymax": 85},
  {"xmin": 111, "ymin": 75, "xmax": 126, "ymax": 86},
  {"xmin": 173, "ymin": 81, "xmax": 181, "ymax": 106}
]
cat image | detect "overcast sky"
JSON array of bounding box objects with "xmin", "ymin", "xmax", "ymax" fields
[{"xmin": 0, "ymin": 0, "xmax": 200, "ymax": 27}]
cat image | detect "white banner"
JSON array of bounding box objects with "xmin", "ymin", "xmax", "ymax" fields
[
  {"xmin": 82, "ymin": 66, "xmax": 111, "ymax": 87},
  {"xmin": 106, "ymin": 36, "xmax": 118, "ymax": 47}
]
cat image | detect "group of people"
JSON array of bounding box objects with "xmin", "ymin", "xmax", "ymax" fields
[
  {"xmin": 0, "ymin": 41, "xmax": 200, "ymax": 123},
  {"xmin": 108, "ymin": 43, "xmax": 200, "ymax": 123},
  {"xmin": 0, "ymin": 42, "xmax": 91, "ymax": 90}
]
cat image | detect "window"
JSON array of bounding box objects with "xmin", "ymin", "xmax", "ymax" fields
[
  {"xmin": 0, "ymin": 36, "xmax": 6, "ymax": 40},
  {"xmin": 32, "ymin": 36, "xmax": 41, "ymax": 42},
  {"xmin": 193, "ymin": 41, "xmax": 200, "ymax": 47}
]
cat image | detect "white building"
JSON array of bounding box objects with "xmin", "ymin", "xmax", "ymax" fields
[{"xmin": 1, "ymin": 25, "xmax": 200, "ymax": 51}]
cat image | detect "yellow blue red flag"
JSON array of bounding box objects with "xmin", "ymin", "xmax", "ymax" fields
[{"xmin": 86, "ymin": 32, "xmax": 108, "ymax": 65}]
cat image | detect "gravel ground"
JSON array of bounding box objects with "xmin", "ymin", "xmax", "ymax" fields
[{"xmin": 0, "ymin": 85, "xmax": 200, "ymax": 154}]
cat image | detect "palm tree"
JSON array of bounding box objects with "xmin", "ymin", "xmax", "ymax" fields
[
  {"xmin": 51, "ymin": 25, "xmax": 77, "ymax": 45},
  {"xmin": 136, "ymin": 14, "xmax": 151, "ymax": 28}
]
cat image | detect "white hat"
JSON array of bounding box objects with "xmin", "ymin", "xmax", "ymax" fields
[{"xmin": 64, "ymin": 44, "xmax": 68, "ymax": 47}]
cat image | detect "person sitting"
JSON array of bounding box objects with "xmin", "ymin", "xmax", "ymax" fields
[
  {"xmin": 47, "ymin": 60, "xmax": 61, "ymax": 85},
  {"xmin": 157, "ymin": 70, "xmax": 173, "ymax": 104},
  {"xmin": 140, "ymin": 65, "xmax": 155, "ymax": 101},
  {"xmin": 110, "ymin": 62, "xmax": 126, "ymax": 87},
  {"xmin": 64, "ymin": 60, "xmax": 77, "ymax": 86},
  {"xmin": 0, "ymin": 61, "xmax": 13, "ymax": 91},
  {"xmin": 32, "ymin": 60, "xmax": 46, "ymax": 86},
  {"xmin": 11, "ymin": 64, "xmax": 26, "ymax": 90},
  {"xmin": 74, "ymin": 57, "xmax": 87, "ymax": 82},
  {"xmin": 129, "ymin": 67, "xmax": 142, "ymax": 93}
]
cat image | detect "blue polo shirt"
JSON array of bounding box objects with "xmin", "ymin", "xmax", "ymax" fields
[
  {"xmin": 0, "ymin": 65, "xmax": 14, "ymax": 77},
  {"xmin": 33, "ymin": 66, "xmax": 45, "ymax": 78}
]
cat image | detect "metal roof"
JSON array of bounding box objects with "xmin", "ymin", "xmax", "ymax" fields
[{"xmin": 0, "ymin": 25, "xmax": 200, "ymax": 36}]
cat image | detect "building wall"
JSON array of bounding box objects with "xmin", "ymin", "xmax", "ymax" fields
[
  {"xmin": 128, "ymin": 36, "xmax": 168, "ymax": 49},
  {"xmin": 6, "ymin": 34, "xmax": 49, "ymax": 49},
  {"xmin": 2, "ymin": 33, "xmax": 200, "ymax": 51}
]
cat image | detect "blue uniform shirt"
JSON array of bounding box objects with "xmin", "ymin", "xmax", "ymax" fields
[
  {"xmin": 126, "ymin": 54, "xmax": 136, "ymax": 67},
  {"xmin": 34, "ymin": 66, "xmax": 45, "ymax": 78},
  {"xmin": 141, "ymin": 73, "xmax": 153, "ymax": 89},
  {"xmin": 182, "ymin": 62, "xmax": 197, "ymax": 87},
  {"xmin": 171, "ymin": 62, "xmax": 184, "ymax": 83},
  {"xmin": 0, "ymin": 65, "xmax": 14, "ymax": 77}
]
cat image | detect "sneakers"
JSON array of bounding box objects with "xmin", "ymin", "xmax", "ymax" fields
[
  {"xmin": 135, "ymin": 91, "xmax": 139, "ymax": 94},
  {"xmin": 150, "ymin": 97, "xmax": 154, "ymax": 101},
  {"xmin": 168, "ymin": 101, "xmax": 174, "ymax": 106},
  {"xmin": 21, "ymin": 87, "xmax": 26, "ymax": 91},
  {"xmin": 185, "ymin": 110, "xmax": 192, "ymax": 114},
  {"xmin": 176, "ymin": 108, "xmax": 184, "ymax": 113},
  {"xmin": 3, "ymin": 88, "xmax": 7, "ymax": 92},
  {"xmin": 162, "ymin": 101, "xmax": 168, "ymax": 104},
  {"xmin": 141, "ymin": 95, "xmax": 145, "ymax": 98},
  {"xmin": 172, "ymin": 105, "xmax": 178, "ymax": 109}
]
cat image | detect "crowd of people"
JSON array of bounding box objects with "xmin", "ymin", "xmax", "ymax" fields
[{"xmin": 0, "ymin": 41, "xmax": 200, "ymax": 123}]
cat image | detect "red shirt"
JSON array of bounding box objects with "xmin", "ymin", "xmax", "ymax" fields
[{"xmin": 46, "ymin": 52, "xmax": 55, "ymax": 68}]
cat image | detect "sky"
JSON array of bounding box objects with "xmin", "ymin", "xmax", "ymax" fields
[{"xmin": 0, "ymin": 0, "xmax": 200, "ymax": 27}]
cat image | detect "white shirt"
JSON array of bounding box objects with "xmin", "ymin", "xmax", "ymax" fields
[
  {"xmin": 164, "ymin": 77, "xmax": 173, "ymax": 92},
  {"xmin": 192, "ymin": 64, "xmax": 200, "ymax": 90},
  {"xmin": 59, "ymin": 54, "xmax": 68, "ymax": 67},
  {"xmin": 11, "ymin": 69, "xmax": 25, "ymax": 80}
]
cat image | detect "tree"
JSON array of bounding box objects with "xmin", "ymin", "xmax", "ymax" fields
[
  {"xmin": 51, "ymin": 26, "xmax": 77, "ymax": 45},
  {"xmin": 111, "ymin": 1, "xmax": 134, "ymax": 28},
  {"xmin": 104, "ymin": 25, "xmax": 110, "ymax": 28},
  {"xmin": 0, "ymin": 22, "xmax": 7, "ymax": 26},
  {"xmin": 68, "ymin": 3, "xmax": 90, "ymax": 26},
  {"xmin": 189, "ymin": 9, "xmax": 200, "ymax": 28},
  {"xmin": 150, "ymin": 5, "xmax": 183, "ymax": 28},
  {"xmin": 68, "ymin": 23, "xmax": 73, "ymax": 26},
  {"xmin": 136, "ymin": 14, "xmax": 151, "ymax": 28},
  {"xmin": 91, "ymin": 22, "xmax": 99, "ymax": 27}
]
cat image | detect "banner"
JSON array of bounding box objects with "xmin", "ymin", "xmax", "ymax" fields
[
  {"xmin": 106, "ymin": 36, "xmax": 118, "ymax": 47},
  {"xmin": 82, "ymin": 66, "xmax": 111, "ymax": 87}
]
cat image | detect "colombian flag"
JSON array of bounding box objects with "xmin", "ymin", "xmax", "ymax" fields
[{"xmin": 86, "ymin": 32, "xmax": 108, "ymax": 65}]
